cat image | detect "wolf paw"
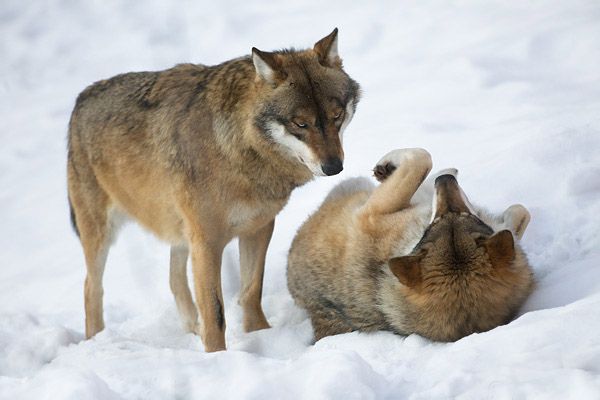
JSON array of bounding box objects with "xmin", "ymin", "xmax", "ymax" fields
[
  {"xmin": 183, "ymin": 317, "xmax": 203, "ymax": 337},
  {"xmin": 374, "ymin": 162, "xmax": 397, "ymax": 182},
  {"xmin": 243, "ymin": 312, "xmax": 271, "ymax": 333},
  {"xmin": 374, "ymin": 148, "xmax": 432, "ymax": 181}
]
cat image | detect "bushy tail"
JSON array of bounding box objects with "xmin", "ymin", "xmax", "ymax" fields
[{"xmin": 69, "ymin": 197, "xmax": 80, "ymax": 238}]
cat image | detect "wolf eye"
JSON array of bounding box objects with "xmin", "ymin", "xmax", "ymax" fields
[
  {"xmin": 294, "ymin": 122, "xmax": 308, "ymax": 129},
  {"xmin": 333, "ymin": 112, "xmax": 342, "ymax": 120}
]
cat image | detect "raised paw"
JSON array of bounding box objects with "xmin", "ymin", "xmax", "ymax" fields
[
  {"xmin": 373, "ymin": 148, "xmax": 432, "ymax": 179},
  {"xmin": 374, "ymin": 162, "xmax": 397, "ymax": 182}
]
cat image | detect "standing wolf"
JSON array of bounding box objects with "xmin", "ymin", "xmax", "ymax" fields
[
  {"xmin": 67, "ymin": 29, "xmax": 360, "ymax": 351},
  {"xmin": 288, "ymin": 149, "xmax": 533, "ymax": 342}
]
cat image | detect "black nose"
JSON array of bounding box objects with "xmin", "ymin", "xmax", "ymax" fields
[{"xmin": 321, "ymin": 158, "xmax": 343, "ymax": 176}]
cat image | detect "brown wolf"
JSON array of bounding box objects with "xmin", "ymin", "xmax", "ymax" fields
[
  {"xmin": 287, "ymin": 148, "xmax": 533, "ymax": 342},
  {"xmin": 67, "ymin": 28, "xmax": 360, "ymax": 351}
]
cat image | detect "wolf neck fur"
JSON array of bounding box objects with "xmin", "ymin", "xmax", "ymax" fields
[
  {"xmin": 213, "ymin": 114, "xmax": 314, "ymax": 200},
  {"xmin": 166, "ymin": 59, "xmax": 314, "ymax": 200}
]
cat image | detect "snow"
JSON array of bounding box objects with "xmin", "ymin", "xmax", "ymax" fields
[{"xmin": 1, "ymin": 0, "xmax": 600, "ymax": 398}]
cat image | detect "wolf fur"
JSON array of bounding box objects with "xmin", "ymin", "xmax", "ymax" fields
[
  {"xmin": 67, "ymin": 29, "xmax": 360, "ymax": 351},
  {"xmin": 287, "ymin": 148, "xmax": 534, "ymax": 342}
]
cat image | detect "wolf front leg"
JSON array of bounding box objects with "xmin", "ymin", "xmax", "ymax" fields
[
  {"xmin": 363, "ymin": 148, "xmax": 433, "ymax": 216},
  {"xmin": 238, "ymin": 220, "xmax": 274, "ymax": 332},
  {"xmin": 190, "ymin": 239, "xmax": 227, "ymax": 352}
]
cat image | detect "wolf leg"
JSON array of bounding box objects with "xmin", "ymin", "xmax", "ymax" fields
[
  {"xmin": 82, "ymin": 237, "xmax": 110, "ymax": 339},
  {"xmin": 362, "ymin": 148, "xmax": 432, "ymax": 216},
  {"xmin": 68, "ymin": 161, "xmax": 112, "ymax": 339},
  {"xmin": 190, "ymin": 240, "xmax": 226, "ymax": 352},
  {"xmin": 239, "ymin": 220, "xmax": 274, "ymax": 332},
  {"xmin": 502, "ymin": 204, "xmax": 531, "ymax": 240},
  {"xmin": 169, "ymin": 246, "xmax": 200, "ymax": 334},
  {"xmin": 309, "ymin": 305, "xmax": 354, "ymax": 341},
  {"xmin": 80, "ymin": 222, "xmax": 110, "ymax": 339}
]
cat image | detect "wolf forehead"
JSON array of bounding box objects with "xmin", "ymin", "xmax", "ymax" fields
[{"xmin": 255, "ymin": 51, "xmax": 360, "ymax": 121}]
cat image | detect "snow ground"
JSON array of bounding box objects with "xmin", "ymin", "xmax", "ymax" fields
[{"xmin": 1, "ymin": 0, "xmax": 600, "ymax": 398}]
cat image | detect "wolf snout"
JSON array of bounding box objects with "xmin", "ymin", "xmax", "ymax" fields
[{"xmin": 321, "ymin": 157, "xmax": 343, "ymax": 176}]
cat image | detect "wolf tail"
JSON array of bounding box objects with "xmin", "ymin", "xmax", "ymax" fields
[{"xmin": 69, "ymin": 197, "xmax": 80, "ymax": 238}]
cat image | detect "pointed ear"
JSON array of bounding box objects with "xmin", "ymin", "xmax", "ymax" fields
[
  {"xmin": 313, "ymin": 28, "xmax": 342, "ymax": 68},
  {"xmin": 252, "ymin": 48, "xmax": 285, "ymax": 84},
  {"xmin": 388, "ymin": 255, "xmax": 422, "ymax": 287},
  {"xmin": 485, "ymin": 230, "xmax": 515, "ymax": 267},
  {"xmin": 502, "ymin": 204, "xmax": 530, "ymax": 240}
]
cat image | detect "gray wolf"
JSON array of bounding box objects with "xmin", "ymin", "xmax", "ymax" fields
[
  {"xmin": 67, "ymin": 28, "xmax": 360, "ymax": 351},
  {"xmin": 287, "ymin": 148, "xmax": 533, "ymax": 342}
]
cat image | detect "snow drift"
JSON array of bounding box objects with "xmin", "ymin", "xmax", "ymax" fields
[{"xmin": 1, "ymin": 1, "xmax": 600, "ymax": 398}]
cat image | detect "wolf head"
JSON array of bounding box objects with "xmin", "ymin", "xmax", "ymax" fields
[
  {"xmin": 386, "ymin": 174, "xmax": 534, "ymax": 341},
  {"xmin": 252, "ymin": 28, "xmax": 360, "ymax": 176}
]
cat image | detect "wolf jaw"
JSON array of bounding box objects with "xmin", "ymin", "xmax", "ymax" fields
[{"xmin": 265, "ymin": 121, "xmax": 326, "ymax": 176}]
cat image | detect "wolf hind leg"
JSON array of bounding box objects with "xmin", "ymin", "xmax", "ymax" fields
[
  {"xmin": 502, "ymin": 204, "xmax": 531, "ymax": 240},
  {"xmin": 362, "ymin": 148, "xmax": 432, "ymax": 216},
  {"xmin": 169, "ymin": 245, "xmax": 201, "ymax": 334},
  {"xmin": 81, "ymin": 224, "xmax": 110, "ymax": 339},
  {"xmin": 82, "ymin": 238, "xmax": 110, "ymax": 339},
  {"xmin": 309, "ymin": 305, "xmax": 354, "ymax": 341},
  {"xmin": 68, "ymin": 162, "xmax": 112, "ymax": 339}
]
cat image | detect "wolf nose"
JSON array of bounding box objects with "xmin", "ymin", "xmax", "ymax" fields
[{"xmin": 322, "ymin": 158, "xmax": 343, "ymax": 176}]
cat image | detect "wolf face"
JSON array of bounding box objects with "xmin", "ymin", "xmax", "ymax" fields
[
  {"xmin": 387, "ymin": 174, "xmax": 533, "ymax": 341},
  {"xmin": 253, "ymin": 29, "xmax": 360, "ymax": 176}
]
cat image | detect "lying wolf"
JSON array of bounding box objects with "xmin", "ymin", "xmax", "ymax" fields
[
  {"xmin": 68, "ymin": 29, "xmax": 360, "ymax": 351},
  {"xmin": 287, "ymin": 148, "xmax": 534, "ymax": 342}
]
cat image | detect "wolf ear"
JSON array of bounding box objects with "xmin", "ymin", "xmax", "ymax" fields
[
  {"xmin": 313, "ymin": 28, "xmax": 342, "ymax": 68},
  {"xmin": 389, "ymin": 255, "xmax": 422, "ymax": 288},
  {"xmin": 485, "ymin": 230, "xmax": 515, "ymax": 268},
  {"xmin": 502, "ymin": 204, "xmax": 531, "ymax": 240},
  {"xmin": 252, "ymin": 48, "xmax": 284, "ymax": 84}
]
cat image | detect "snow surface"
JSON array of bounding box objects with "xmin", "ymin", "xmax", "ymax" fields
[{"xmin": 2, "ymin": 1, "xmax": 600, "ymax": 398}]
